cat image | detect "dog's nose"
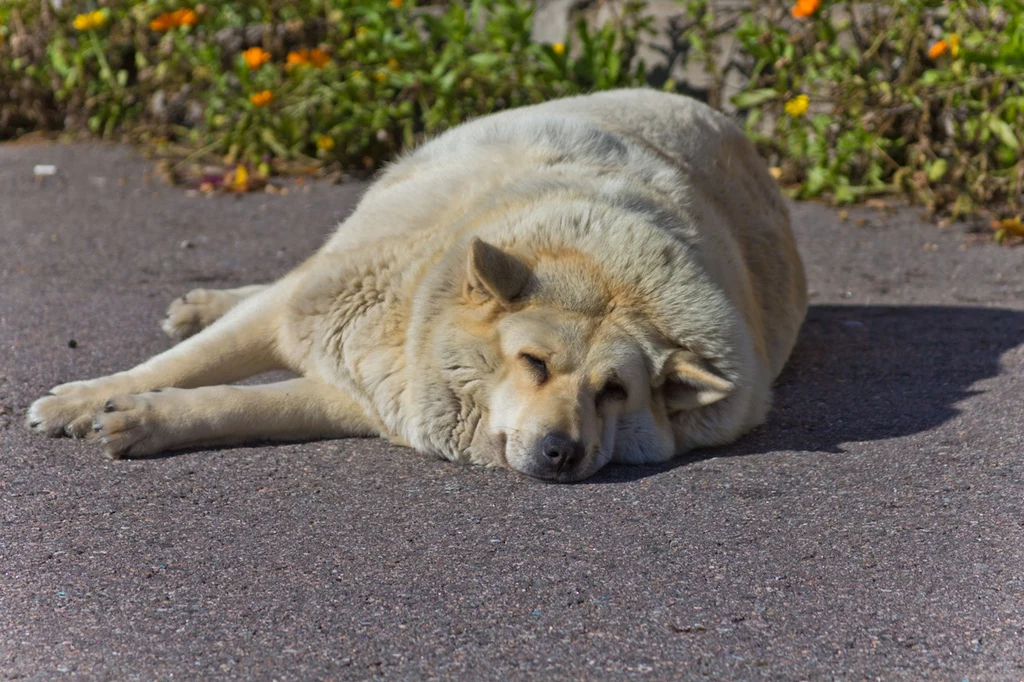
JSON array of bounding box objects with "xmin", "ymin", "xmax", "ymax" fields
[{"xmin": 540, "ymin": 432, "xmax": 584, "ymax": 472}]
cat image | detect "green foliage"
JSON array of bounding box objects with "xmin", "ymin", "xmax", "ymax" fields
[
  {"xmin": 0, "ymin": 0, "xmax": 648, "ymax": 170},
  {"xmin": 2, "ymin": 0, "xmax": 1021, "ymax": 231},
  {"xmin": 681, "ymin": 0, "xmax": 1024, "ymax": 225}
]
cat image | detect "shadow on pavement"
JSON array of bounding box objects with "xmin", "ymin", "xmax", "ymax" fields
[{"xmin": 591, "ymin": 304, "xmax": 1024, "ymax": 483}]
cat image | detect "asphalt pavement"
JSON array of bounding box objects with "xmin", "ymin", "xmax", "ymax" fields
[{"xmin": 1, "ymin": 142, "xmax": 1022, "ymax": 680}]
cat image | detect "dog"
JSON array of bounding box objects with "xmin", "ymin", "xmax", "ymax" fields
[{"xmin": 27, "ymin": 89, "xmax": 807, "ymax": 482}]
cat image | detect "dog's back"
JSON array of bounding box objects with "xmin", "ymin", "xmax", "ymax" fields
[{"xmin": 340, "ymin": 89, "xmax": 807, "ymax": 382}]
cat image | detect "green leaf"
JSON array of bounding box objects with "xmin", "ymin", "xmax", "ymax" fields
[
  {"xmin": 833, "ymin": 184, "xmax": 856, "ymax": 204},
  {"xmin": 926, "ymin": 158, "xmax": 948, "ymax": 182},
  {"xmin": 438, "ymin": 70, "xmax": 458, "ymax": 92},
  {"xmin": 804, "ymin": 166, "xmax": 829, "ymax": 196},
  {"xmin": 259, "ymin": 128, "xmax": 290, "ymax": 158},
  {"xmin": 607, "ymin": 51, "xmax": 621, "ymax": 84},
  {"xmin": 468, "ymin": 52, "xmax": 501, "ymax": 69},
  {"xmin": 48, "ymin": 44, "xmax": 70, "ymax": 77},
  {"xmin": 731, "ymin": 88, "xmax": 778, "ymax": 109},
  {"xmin": 988, "ymin": 118, "xmax": 1021, "ymax": 150}
]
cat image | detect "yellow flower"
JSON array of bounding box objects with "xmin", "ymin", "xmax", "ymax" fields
[
  {"xmin": 373, "ymin": 71, "xmax": 387, "ymax": 83},
  {"xmin": 790, "ymin": 0, "xmax": 820, "ymax": 19},
  {"xmin": 230, "ymin": 165, "xmax": 249, "ymax": 193},
  {"xmin": 316, "ymin": 135, "xmax": 335, "ymax": 151},
  {"xmin": 949, "ymin": 33, "xmax": 960, "ymax": 58},
  {"xmin": 73, "ymin": 10, "xmax": 106, "ymax": 31},
  {"xmin": 928, "ymin": 39, "xmax": 948, "ymax": 60},
  {"xmin": 250, "ymin": 90, "xmax": 274, "ymax": 107},
  {"xmin": 386, "ymin": 57, "xmax": 399, "ymax": 70},
  {"xmin": 552, "ymin": 42, "xmax": 565, "ymax": 56},
  {"xmin": 242, "ymin": 47, "xmax": 271, "ymax": 70},
  {"xmin": 389, "ymin": 0, "xmax": 403, "ymax": 8},
  {"xmin": 784, "ymin": 94, "xmax": 809, "ymax": 117},
  {"xmin": 355, "ymin": 26, "xmax": 368, "ymax": 39}
]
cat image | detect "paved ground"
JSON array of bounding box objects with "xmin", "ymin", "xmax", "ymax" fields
[{"xmin": 1, "ymin": 142, "xmax": 1022, "ymax": 681}]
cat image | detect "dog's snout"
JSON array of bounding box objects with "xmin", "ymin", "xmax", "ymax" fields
[{"xmin": 541, "ymin": 432, "xmax": 583, "ymax": 472}]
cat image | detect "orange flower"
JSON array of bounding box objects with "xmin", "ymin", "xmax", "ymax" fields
[
  {"xmin": 791, "ymin": 0, "xmax": 820, "ymax": 19},
  {"xmin": 149, "ymin": 12, "xmax": 174, "ymax": 31},
  {"xmin": 243, "ymin": 47, "xmax": 271, "ymax": 70},
  {"xmin": 389, "ymin": 0, "xmax": 403, "ymax": 8},
  {"xmin": 250, "ymin": 90, "xmax": 273, "ymax": 107},
  {"xmin": 287, "ymin": 48, "xmax": 330, "ymax": 69},
  {"xmin": 173, "ymin": 8, "xmax": 197, "ymax": 27},
  {"xmin": 309, "ymin": 48, "xmax": 330, "ymax": 68},
  {"xmin": 149, "ymin": 7, "xmax": 197, "ymax": 31},
  {"xmin": 928, "ymin": 39, "xmax": 948, "ymax": 60},
  {"xmin": 286, "ymin": 49, "xmax": 309, "ymax": 68}
]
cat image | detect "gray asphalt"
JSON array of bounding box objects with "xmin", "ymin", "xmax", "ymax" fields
[{"xmin": 2, "ymin": 143, "xmax": 1022, "ymax": 681}]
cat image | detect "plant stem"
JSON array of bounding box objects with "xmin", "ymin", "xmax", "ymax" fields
[{"xmin": 87, "ymin": 30, "xmax": 120, "ymax": 95}]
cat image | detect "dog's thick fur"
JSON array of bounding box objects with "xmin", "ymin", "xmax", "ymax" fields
[{"xmin": 28, "ymin": 89, "xmax": 807, "ymax": 482}]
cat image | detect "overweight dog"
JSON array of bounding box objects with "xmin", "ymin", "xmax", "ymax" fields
[{"xmin": 28, "ymin": 89, "xmax": 807, "ymax": 482}]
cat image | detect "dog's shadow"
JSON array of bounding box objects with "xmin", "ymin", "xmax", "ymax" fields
[{"xmin": 592, "ymin": 304, "xmax": 1024, "ymax": 483}]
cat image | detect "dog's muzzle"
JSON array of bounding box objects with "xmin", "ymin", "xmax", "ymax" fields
[{"xmin": 525, "ymin": 431, "xmax": 584, "ymax": 480}]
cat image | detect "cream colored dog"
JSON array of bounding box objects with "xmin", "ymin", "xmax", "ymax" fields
[{"xmin": 27, "ymin": 89, "xmax": 807, "ymax": 482}]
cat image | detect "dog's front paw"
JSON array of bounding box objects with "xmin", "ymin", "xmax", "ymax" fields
[
  {"xmin": 89, "ymin": 394, "xmax": 163, "ymax": 459},
  {"xmin": 162, "ymin": 288, "xmax": 231, "ymax": 341},
  {"xmin": 28, "ymin": 375, "xmax": 137, "ymax": 439},
  {"xmin": 28, "ymin": 392, "xmax": 105, "ymax": 438},
  {"xmin": 28, "ymin": 374, "xmax": 117, "ymax": 438}
]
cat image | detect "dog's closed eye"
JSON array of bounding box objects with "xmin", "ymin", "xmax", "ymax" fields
[{"xmin": 519, "ymin": 353, "xmax": 548, "ymax": 382}]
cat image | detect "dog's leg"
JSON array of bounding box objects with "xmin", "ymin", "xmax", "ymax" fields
[
  {"xmin": 88, "ymin": 378, "xmax": 378, "ymax": 458},
  {"xmin": 163, "ymin": 284, "xmax": 269, "ymax": 341},
  {"xmin": 29, "ymin": 287, "xmax": 292, "ymax": 437}
]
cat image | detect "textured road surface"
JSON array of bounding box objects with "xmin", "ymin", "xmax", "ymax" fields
[{"xmin": 2, "ymin": 143, "xmax": 1022, "ymax": 681}]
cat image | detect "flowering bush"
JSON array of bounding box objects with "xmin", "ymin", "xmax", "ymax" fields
[
  {"xmin": 1, "ymin": 0, "xmax": 1021, "ymax": 238},
  {"xmin": 680, "ymin": 0, "xmax": 1024, "ymax": 237},
  {"xmin": 0, "ymin": 0, "xmax": 648, "ymax": 173}
]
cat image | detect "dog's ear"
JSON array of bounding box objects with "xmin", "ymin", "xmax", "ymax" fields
[
  {"xmin": 659, "ymin": 350, "xmax": 733, "ymax": 411},
  {"xmin": 466, "ymin": 237, "xmax": 530, "ymax": 305}
]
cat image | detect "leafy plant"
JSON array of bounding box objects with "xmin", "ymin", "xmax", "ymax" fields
[
  {"xmin": 679, "ymin": 0, "xmax": 1024, "ymax": 235},
  {"xmin": 2, "ymin": 0, "xmax": 1022, "ymax": 240},
  {"xmin": 0, "ymin": 0, "xmax": 649, "ymax": 174}
]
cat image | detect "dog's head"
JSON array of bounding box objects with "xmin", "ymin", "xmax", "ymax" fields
[{"xmin": 446, "ymin": 238, "xmax": 735, "ymax": 482}]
